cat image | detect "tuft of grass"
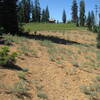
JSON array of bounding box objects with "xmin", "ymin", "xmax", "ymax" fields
[
  {"xmin": 48, "ymin": 47, "xmax": 71, "ymax": 64},
  {"xmin": 17, "ymin": 72, "xmax": 26, "ymax": 80},
  {"xmin": 12, "ymin": 80, "xmax": 32, "ymax": 99},
  {"xmin": 39, "ymin": 40, "xmax": 54, "ymax": 48},
  {"xmin": 56, "ymin": 60, "xmax": 63, "ymax": 65},
  {"xmin": 11, "ymin": 96, "xmax": 18, "ymax": 100},
  {"xmin": 37, "ymin": 91, "xmax": 48, "ymax": 99},
  {"xmin": 13, "ymin": 80, "xmax": 28, "ymax": 93},
  {"xmin": 80, "ymin": 76, "xmax": 100, "ymax": 100},
  {"xmin": 48, "ymin": 47, "xmax": 57, "ymax": 55},
  {"xmin": 2, "ymin": 34, "xmax": 28, "ymax": 44},
  {"xmin": 36, "ymin": 85, "xmax": 44, "ymax": 91},
  {"xmin": 96, "ymin": 50, "xmax": 100, "ymax": 60},
  {"xmin": 66, "ymin": 49, "xmax": 73, "ymax": 56},
  {"xmin": 0, "ymin": 80, "xmax": 31, "ymax": 99},
  {"xmin": 71, "ymin": 60, "xmax": 80, "ymax": 67},
  {"xmin": 49, "ymin": 56, "xmax": 56, "ymax": 62},
  {"xmin": 96, "ymin": 76, "xmax": 100, "ymax": 81},
  {"xmin": 18, "ymin": 44, "xmax": 37, "ymax": 57},
  {"xmin": 0, "ymin": 83, "xmax": 6, "ymax": 89}
]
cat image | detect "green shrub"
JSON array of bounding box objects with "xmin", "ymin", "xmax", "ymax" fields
[{"xmin": 0, "ymin": 46, "xmax": 17, "ymax": 65}]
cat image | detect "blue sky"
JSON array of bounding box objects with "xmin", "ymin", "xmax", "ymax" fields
[{"xmin": 32, "ymin": 0, "xmax": 100, "ymax": 22}]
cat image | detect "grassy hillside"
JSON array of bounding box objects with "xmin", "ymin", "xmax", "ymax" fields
[
  {"xmin": 23, "ymin": 23, "xmax": 86, "ymax": 31},
  {"xmin": 0, "ymin": 29, "xmax": 100, "ymax": 100}
]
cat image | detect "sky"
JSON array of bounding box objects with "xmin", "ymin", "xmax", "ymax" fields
[{"xmin": 32, "ymin": 0, "xmax": 100, "ymax": 22}]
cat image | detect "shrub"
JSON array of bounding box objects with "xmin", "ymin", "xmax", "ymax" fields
[{"xmin": 0, "ymin": 46, "xmax": 17, "ymax": 65}]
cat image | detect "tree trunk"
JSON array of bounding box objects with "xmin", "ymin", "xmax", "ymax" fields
[{"xmin": 0, "ymin": 0, "xmax": 18, "ymax": 34}]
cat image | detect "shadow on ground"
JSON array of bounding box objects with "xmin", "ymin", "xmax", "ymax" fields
[
  {"xmin": 19, "ymin": 32, "xmax": 82, "ymax": 45},
  {"xmin": 0, "ymin": 63, "xmax": 23, "ymax": 71}
]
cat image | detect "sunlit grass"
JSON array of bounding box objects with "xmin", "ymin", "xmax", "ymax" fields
[{"xmin": 23, "ymin": 23, "xmax": 86, "ymax": 32}]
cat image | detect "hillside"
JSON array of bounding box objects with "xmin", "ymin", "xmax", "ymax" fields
[{"xmin": 0, "ymin": 29, "xmax": 100, "ymax": 100}]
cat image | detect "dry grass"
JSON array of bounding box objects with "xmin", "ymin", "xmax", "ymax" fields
[{"xmin": 0, "ymin": 30, "xmax": 99, "ymax": 100}]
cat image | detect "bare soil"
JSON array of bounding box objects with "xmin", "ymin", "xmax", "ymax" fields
[{"xmin": 0, "ymin": 30, "xmax": 100, "ymax": 100}]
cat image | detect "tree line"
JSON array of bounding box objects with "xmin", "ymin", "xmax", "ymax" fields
[
  {"xmin": 71, "ymin": 0, "xmax": 98, "ymax": 29},
  {"xmin": 0, "ymin": 0, "xmax": 100, "ymax": 33},
  {"xmin": 62, "ymin": 0, "xmax": 99, "ymax": 29},
  {"xmin": 17, "ymin": 0, "xmax": 50, "ymax": 23},
  {"xmin": 0, "ymin": 0, "xmax": 100, "ymax": 48}
]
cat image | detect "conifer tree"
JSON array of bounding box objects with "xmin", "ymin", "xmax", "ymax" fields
[
  {"xmin": 17, "ymin": 0, "xmax": 31, "ymax": 23},
  {"xmin": 45, "ymin": 6, "xmax": 50, "ymax": 22},
  {"xmin": 91, "ymin": 11, "xmax": 95, "ymax": 26},
  {"xmin": 32, "ymin": 0, "xmax": 41, "ymax": 22},
  {"xmin": 17, "ymin": 1, "xmax": 24, "ymax": 22},
  {"xmin": 32, "ymin": 5, "xmax": 36, "ymax": 22},
  {"xmin": 87, "ymin": 11, "xmax": 92, "ymax": 30},
  {"xmin": 80, "ymin": 0, "xmax": 85, "ymax": 26},
  {"xmin": 41, "ymin": 9, "xmax": 46, "ymax": 22},
  {"xmin": 0, "ymin": 0, "xmax": 18, "ymax": 34},
  {"xmin": 62, "ymin": 9, "xmax": 67, "ymax": 23},
  {"xmin": 71, "ymin": 0, "xmax": 78, "ymax": 23}
]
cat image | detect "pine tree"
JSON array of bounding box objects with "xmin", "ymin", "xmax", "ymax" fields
[
  {"xmin": 0, "ymin": 0, "xmax": 18, "ymax": 34},
  {"xmin": 91, "ymin": 11, "xmax": 95, "ymax": 26},
  {"xmin": 41, "ymin": 9, "xmax": 46, "ymax": 22},
  {"xmin": 0, "ymin": 0, "xmax": 4, "ymax": 28},
  {"xmin": 45, "ymin": 6, "xmax": 50, "ymax": 22},
  {"xmin": 17, "ymin": 0, "xmax": 31, "ymax": 23},
  {"xmin": 32, "ymin": 5, "xmax": 36, "ymax": 22},
  {"xmin": 80, "ymin": 0, "xmax": 85, "ymax": 26},
  {"xmin": 32, "ymin": 0, "xmax": 41, "ymax": 22},
  {"xmin": 62, "ymin": 9, "xmax": 67, "ymax": 23},
  {"xmin": 24, "ymin": 0, "xmax": 31, "ymax": 23},
  {"xmin": 76, "ymin": 17, "xmax": 79, "ymax": 26},
  {"xmin": 71, "ymin": 0, "xmax": 78, "ymax": 23},
  {"xmin": 87, "ymin": 11, "xmax": 92, "ymax": 30},
  {"xmin": 86, "ymin": 11, "xmax": 95, "ymax": 30},
  {"xmin": 17, "ymin": 1, "xmax": 24, "ymax": 22}
]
